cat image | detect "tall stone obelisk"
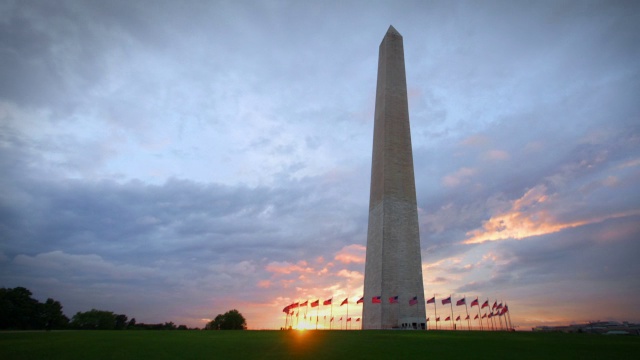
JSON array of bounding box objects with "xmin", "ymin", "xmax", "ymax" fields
[{"xmin": 363, "ymin": 26, "xmax": 426, "ymax": 330}]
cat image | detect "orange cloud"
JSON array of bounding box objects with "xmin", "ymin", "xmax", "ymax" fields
[
  {"xmin": 265, "ymin": 261, "xmax": 314, "ymax": 274},
  {"xmin": 257, "ymin": 280, "xmax": 272, "ymax": 288},
  {"xmin": 334, "ymin": 244, "xmax": 366, "ymax": 264},
  {"xmin": 464, "ymin": 184, "xmax": 640, "ymax": 244},
  {"xmin": 336, "ymin": 269, "xmax": 364, "ymax": 281}
]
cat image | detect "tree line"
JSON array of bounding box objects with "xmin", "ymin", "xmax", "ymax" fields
[{"xmin": 1, "ymin": 286, "xmax": 245, "ymax": 330}]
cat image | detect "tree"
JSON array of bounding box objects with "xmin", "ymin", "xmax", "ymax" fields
[
  {"xmin": 42, "ymin": 298, "xmax": 70, "ymax": 330},
  {"xmin": 127, "ymin": 318, "xmax": 136, "ymax": 329},
  {"xmin": 205, "ymin": 309, "xmax": 246, "ymax": 330},
  {"xmin": 0, "ymin": 287, "xmax": 41, "ymax": 329},
  {"xmin": 114, "ymin": 314, "xmax": 128, "ymax": 330},
  {"xmin": 70, "ymin": 309, "xmax": 117, "ymax": 330},
  {"xmin": 0, "ymin": 287, "xmax": 68, "ymax": 330}
]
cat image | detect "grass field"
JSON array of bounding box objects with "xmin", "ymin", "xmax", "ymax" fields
[{"xmin": 1, "ymin": 330, "xmax": 638, "ymax": 359}]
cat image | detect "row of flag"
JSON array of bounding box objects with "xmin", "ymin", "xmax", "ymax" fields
[
  {"xmin": 282, "ymin": 297, "xmax": 359, "ymax": 330},
  {"xmin": 283, "ymin": 295, "xmax": 511, "ymax": 313},
  {"xmin": 282, "ymin": 297, "xmax": 348, "ymax": 313},
  {"xmin": 429, "ymin": 296, "xmax": 509, "ymax": 314},
  {"xmin": 291, "ymin": 316, "xmax": 361, "ymax": 322},
  {"xmin": 426, "ymin": 295, "xmax": 512, "ymax": 331},
  {"xmin": 283, "ymin": 295, "xmax": 424, "ymax": 313},
  {"xmin": 282, "ymin": 295, "xmax": 513, "ymax": 330},
  {"xmin": 427, "ymin": 311, "xmax": 507, "ymax": 322}
]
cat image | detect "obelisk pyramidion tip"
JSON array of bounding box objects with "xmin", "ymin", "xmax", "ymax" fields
[{"xmin": 386, "ymin": 25, "xmax": 401, "ymax": 37}]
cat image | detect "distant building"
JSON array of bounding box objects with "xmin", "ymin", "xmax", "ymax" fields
[{"xmin": 533, "ymin": 321, "xmax": 639, "ymax": 335}]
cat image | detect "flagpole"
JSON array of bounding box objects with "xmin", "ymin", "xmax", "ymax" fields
[
  {"xmin": 346, "ymin": 298, "xmax": 349, "ymax": 331},
  {"xmin": 493, "ymin": 299, "xmax": 498, "ymax": 331},
  {"xmin": 485, "ymin": 301, "xmax": 490, "ymax": 331},
  {"xmin": 498, "ymin": 300, "xmax": 504, "ymax": 331},
  {"xmin": 492, "ymin": 312, "xmax": 497, "ymax": 331},
  {"xmin": 419, "ymin": 294, "xmax": 423, "ymax": 329},
  {"xmin": 434, "ymin": 294, "xmax": 438, "ymax": 330},
  {"xmin": 500, "ymin": 300, "xmax": 510, "ymax": 331},
  {"xmin": 507, "ymin": 304, "xmax": 513, "ymax": 330},
  {"xmin": 449, "ymin": 295, "xmax": 454, "ymax": 330},
  {"xmin": 485, "ymin": 298, "xmax": 490, "ymax": 331},
  {"xmin": 476, "ymin": 298, "xmax": 483, "ymax": 331},
  {"xmin": 464, "ymin": 296, "xmax": 470, "ymax": 331},
  {"xmin": 503, "ymin": 305, "xmax": 509, "ymax": 330},
  {"xmin": 489, "ymin": 312, "xmax": 494, "ymax": 331},
  {"xmin": 330, "ymin": 300, "xmax": 333, "ymax": 330},
  {"xmin": 316, "ymin": 302, "xmax": 319, "ymax": 330},
  {"xmin": 491, "ymin": 310, "xmax": 498, "ymax": 331},
  {"xmin": 504, "ymin": 303, "xmax": 509, "ymax": 330}
]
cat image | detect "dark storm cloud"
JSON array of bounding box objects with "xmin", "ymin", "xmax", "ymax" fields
[
  {"xmin": 0, "ymin": 1, "xmax": 111, "ymax": 108},
  {"xmin": 0, "ymin": 173, "xmax": 367, "ymax": 261},
  {"xmin": 0, "ymin": 164, "xmax": 370, "ymax": 324}
]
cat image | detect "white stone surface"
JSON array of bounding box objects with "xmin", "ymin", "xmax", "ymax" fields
[{"xmin": 363, "ymin": 26, "xmax": 426, "ymax": 329}]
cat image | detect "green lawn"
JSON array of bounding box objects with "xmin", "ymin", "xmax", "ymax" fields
[{"xmin": 1, "ymin": 330, "xmax": 638, "ymax": 359}]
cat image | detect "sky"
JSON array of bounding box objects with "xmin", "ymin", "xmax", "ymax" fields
[{"xmin": 1, "ymin": 0, "xmax": 639, "ymax": 330}]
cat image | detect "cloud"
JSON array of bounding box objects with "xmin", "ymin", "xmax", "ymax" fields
[
  {"xmin": 482, "ymin": 150, "xmax": 510, "ymax": 161},
  {"xmin": 12, "ymin": 251, "xmax": 156, "ymax": 281},
  {"xmin": 442, "ymin": 167, "xmax": 476, "ymax": 188},
  {"xmin": 265, "ymin": 261, "xmax": 315, "ymax": 275},
  {"xmin": 334, "ymin": 244, "xmax": 366, "ymax": 264},
  {"xmin": 336, "ymin": 269, "xmax": 364, "ymax": 281},
  {"xmin": 464, "ymin": 183, "xmax": 640, "ymax": 244}
]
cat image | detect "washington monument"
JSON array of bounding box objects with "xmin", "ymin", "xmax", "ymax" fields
[{"xmin": 362, "ymin": 26, "xmax": 426, "ymax": 330}]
